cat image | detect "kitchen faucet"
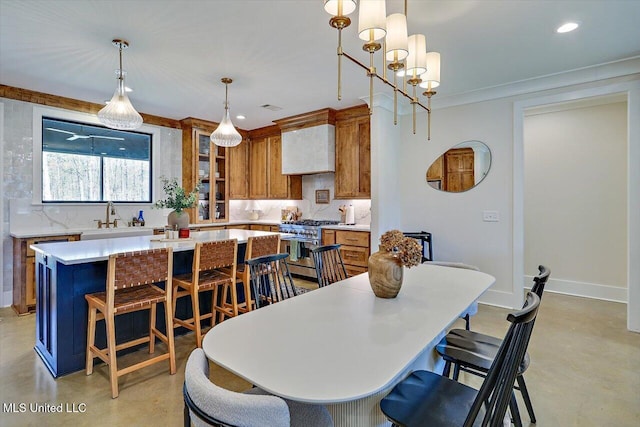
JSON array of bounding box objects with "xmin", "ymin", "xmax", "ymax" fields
[{"xmin": 95, "ymin": 201, "xmax": 118, "ymax": 228}]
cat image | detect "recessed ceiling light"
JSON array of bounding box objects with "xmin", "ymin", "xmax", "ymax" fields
[
  {"xmin": 557, "ymin": 22, "xmax": 579, "ymax": 33},
  {"xmin": 236, "ymin": 115, "xmax": 246, "ymax": 120}
]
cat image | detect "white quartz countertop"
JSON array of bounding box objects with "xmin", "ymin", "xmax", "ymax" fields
[
  {"xmin": 321, "ymin": 224, "xmax": 370, "ymax": 231},
  {"xmin": 30, "ymin": 229, "xmax": 286, "ymax": 265},
  {"xmin": 10, "ymin": 220, "xmax": 281, "ymax": 239}
]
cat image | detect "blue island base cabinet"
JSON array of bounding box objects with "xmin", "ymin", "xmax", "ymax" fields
[{"xmin": 34, "ymin": 250, "xmax": 232, "ymax": 377}]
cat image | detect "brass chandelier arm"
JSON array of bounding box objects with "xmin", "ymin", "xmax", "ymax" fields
[{"xmin": 342, "ymin": 51, "xmax": 430, "ymax": 113}]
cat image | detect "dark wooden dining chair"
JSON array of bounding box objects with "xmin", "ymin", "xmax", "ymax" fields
[
  {"xmin": 234, "ymin": 234, "xmax": 281, "ymax": 313},
  {"xmin": 311, "ymin": 244, "xmax": 348, "ymax": 287},
  {"xmin": 246, "ymin": 253, "xmax": 298, "ymax": 308},
  {"xmin": 85, "ymin": 247, "xmax": 176, "ymax": 398},
  {"xmin": 436, "ymin": 265, "xmax": 551, "ymax": 425},
  {"xmin": 380, "ymin": 291, "xmax": 541, "ymax": 427}
]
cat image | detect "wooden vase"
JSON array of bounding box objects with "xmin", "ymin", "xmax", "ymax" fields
[
  {"xmin": 368, "ymin": 248, "xmax": 404, "ymax": 298},
  {"xmin": 168, "ymin": 210, "xmax": 190, "ymax": 229}
]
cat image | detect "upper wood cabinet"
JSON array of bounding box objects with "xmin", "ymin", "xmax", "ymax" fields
[
  {"xmin": 335, "ymin": 105, "xmax": 371, "ymax": 199},
  {"xmin": 248, "ymin": 126, "xmax": 302, "ymax": 200},
  {"xmin": 249, "ymin": 136, "xmax": 268, "ymax": 199},
  {"xmin": 229, "ymin": 140, "xmax": 249, "ymax": 199},
  {"xmin": 445, "ymin": 147, "xmax": 475, "ymax": 192},
  {"xmin": 180, "ymin": 118, "xmax": 232, "ymax": 223}
]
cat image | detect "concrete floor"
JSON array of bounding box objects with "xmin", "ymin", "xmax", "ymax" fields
[{"xmin": 1, "ymin": 290, "xmax": 638, "ymax": 426}]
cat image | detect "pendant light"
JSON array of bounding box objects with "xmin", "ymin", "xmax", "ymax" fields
[
  {"xmin": 97, "ymin": 39, "xmax": 143, "ymax": 130},
  {"xmin": 210, "ymin": 78, "xmax": 242, "ymax": 147}
]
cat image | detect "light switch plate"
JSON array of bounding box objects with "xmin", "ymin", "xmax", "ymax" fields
[{"xmin": 483, "ymin": 210, "xmax": 499, "ymax": 222}]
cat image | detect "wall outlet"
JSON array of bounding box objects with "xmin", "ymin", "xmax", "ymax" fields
[{"xmin": 483, "ymin": 210, "xmax": 499, "ymax": 222}]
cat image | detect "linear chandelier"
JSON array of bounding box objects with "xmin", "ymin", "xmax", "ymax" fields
[
  {"xmin": 324, "ymin": 0, "xmax": 440, "ymax": 140},
  {"xmin": 97, "ymin": 39, "xmax": 143, "ymax": 130}
]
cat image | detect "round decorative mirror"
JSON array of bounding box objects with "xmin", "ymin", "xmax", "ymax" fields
[{"xmin": 426, "ymin": 140, "xmax": 491, "ymax": 192}]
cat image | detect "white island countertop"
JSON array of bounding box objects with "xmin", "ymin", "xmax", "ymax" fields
[{"xmin": 30, "ymin": 229, "xmax": 286, "ymax": 265}]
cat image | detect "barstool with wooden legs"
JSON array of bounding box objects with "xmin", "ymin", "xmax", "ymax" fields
[
  {"xmin": 232, "ymin": 234, "xmax": 281, "ymax": 314},
  {"xmin": 173, "ymin": 239, "xmax": 237, "ymax": 348},
  {"xmin": 85, "ymin": 247, "xmax": 176, "ymax": 399}
]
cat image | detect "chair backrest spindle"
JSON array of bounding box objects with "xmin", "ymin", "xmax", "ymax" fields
[{"xmin": 311, "ymin": 244, "xmax": 348, "ymax": 287}]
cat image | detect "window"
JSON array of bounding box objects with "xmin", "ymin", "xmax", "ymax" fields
[{"xmin": 41, "ymin": 118, "xmax": 152, "ymax": 203}]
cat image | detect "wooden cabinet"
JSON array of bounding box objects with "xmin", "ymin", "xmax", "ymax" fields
[
  {"xmin": 12, "ymin": 234, "xmax": 80, "ymax": 315},
  {"xmin": 427, "ymin": 155, "xmax": 443, "ymax": 181},
  {"xmin": 248, "ymin": 126, "xmax": 302, "ymax": 200},
  {"xmin": 333, "ymin": 229, "xmax": 371, "ymax": 277},
  {"xmin": 181, "ymin": 118, "xmax": 233, "ymax": 223},
  {"xmin": 335, "ymin": 106, "xmax": 371, "ymax": 199},
  {"xmin": 229, "ymin": 139, "xmax": 249, "ymax": 199},
  {"xmin": 249, "ymin": 136, "xmax": 268, "ymax": 199},
  {"xmin": 322, "ymin": 229, "xmax": 336, "ymax": 245},
  {"xmin": 445, "ymin": 147, "xmax": 474, "ymax": 192}
]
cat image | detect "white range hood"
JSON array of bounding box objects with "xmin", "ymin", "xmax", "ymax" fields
[{"xmin": 281, "ymin": 124, "xmax": 335, "ymax": 175}]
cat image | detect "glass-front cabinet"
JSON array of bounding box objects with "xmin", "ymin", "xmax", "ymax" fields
[{"xmin": 181, "ymin": 119, "xmax": 230, "ymax": 223}]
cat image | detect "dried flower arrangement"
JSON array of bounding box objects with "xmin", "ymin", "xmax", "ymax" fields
[
  {"xmin": 154, "ymin": 176, "xmax": 200, "ymax": 213},
  {"xmin": 379, "ymin": 230, "xmax": 423, "ymax": 268}
]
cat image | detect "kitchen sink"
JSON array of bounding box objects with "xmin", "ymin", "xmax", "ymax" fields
[{"xmin": 80, "ymin": 227, "xmax": 154, "ymax": 240}]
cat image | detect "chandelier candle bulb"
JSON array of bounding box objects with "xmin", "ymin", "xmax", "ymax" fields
[
  {"xmin": 385, "ymin": 13, "xmax": 409, "ymax": 62},
  {"xmin": 358, "ymin": 0, "xmax": 386, "ymax": 41}
]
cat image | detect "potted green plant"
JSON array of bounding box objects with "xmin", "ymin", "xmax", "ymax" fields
[{"xmin": 155, "ymin": 176, "xmax": 200, "ymax": 229}]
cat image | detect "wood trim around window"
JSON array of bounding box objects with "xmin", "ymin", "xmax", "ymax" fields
[{"xmin": 0, "ymin": 84, "xmax": 182, "ymax": 129}]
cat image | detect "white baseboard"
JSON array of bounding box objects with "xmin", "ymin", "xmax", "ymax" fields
[
  {"xmin": 478, "ymin": 289, "xmax": 519, "ymax": 309},
  {"xmin": 1, "ymin": 290, "xmax": 12, "ymax": 308},
  {"xmin": 525, "ymin": 275, "xmax": 627, "ymax": 303}
]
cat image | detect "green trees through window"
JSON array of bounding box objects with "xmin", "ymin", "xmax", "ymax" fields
[{"xmin": 42, "ymin": 118, "xmax": 151, "ymax": 203}]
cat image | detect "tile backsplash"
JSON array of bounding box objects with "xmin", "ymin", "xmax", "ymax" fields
[{"xmin": 229, "ymin": 173, "xmax": 371, "ymax": 224}]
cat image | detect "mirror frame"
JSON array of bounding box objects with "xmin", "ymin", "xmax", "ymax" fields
[{"xmin": 426, "ymin": 140, "xmax": 491, "ymax": 193}]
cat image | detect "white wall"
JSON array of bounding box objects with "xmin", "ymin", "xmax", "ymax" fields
[
  {"xmin": 0, "ymin": 102, "xmax": 6, "ymax": 306},
  {"xmin": 0, "ymin": 98, "xmax": 182, "ymax": 306},
  {"xmin": 524, "ymin": 101, "xmax": 628, "ymax": 301},
  {"xmin": 395, "ymin": 98, "xmax": 516, "ymax": 306},
  {"xmin": 370, "ymin": 94, "xmax": 403, "ymax": 247},
  {"xmin": 385, "ymin": 68, "xmax": 640, "ymax": 315}
]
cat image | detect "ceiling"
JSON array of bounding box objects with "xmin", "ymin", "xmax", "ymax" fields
[{"xmin": 1, "ymin": 0, "xmax": 639, "ymax": 131}]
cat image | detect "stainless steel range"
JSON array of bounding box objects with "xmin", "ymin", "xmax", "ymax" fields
[{"xmin": 279, "ymin": 219, "xmax": 340, "ymax": 279}]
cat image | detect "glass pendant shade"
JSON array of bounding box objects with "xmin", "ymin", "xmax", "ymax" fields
[
  {"xmin": 420, "ymin": 51, "xmax": 441, "ymax": 89},
  {"xmin": 324, "ymin": 0, "xmax": 356, "ymax": 16},
  {"xmin": 98, "ymin": 39, "xmax": 143, "ymax": 130},
  {"xmin": 211, "ymin": 107, "xmax": 242, "ymax": 147},
  {"xmin": 385, "ymin": 13, "xmax": 409, "ymax": 61},
  {"xmin": 358, "ymin": 0, "xmax": 387, "ymax": 41},
  {"xmin": 406, "ymin": 34, "xmax": 427, "ymax": 77},
  {"xmin": 98, "ymin": 80, "xmax": 143, "ymax": 130}
]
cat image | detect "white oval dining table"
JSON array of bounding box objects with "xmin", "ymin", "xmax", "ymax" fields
[{"xmin": 202, "ymin": 263, "xmax": 495, "ymax": 426}]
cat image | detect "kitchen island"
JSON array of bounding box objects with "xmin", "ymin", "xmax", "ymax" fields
[{"xmin": 30, "ymin": 229, "xmax": 283, "ymax": 377}]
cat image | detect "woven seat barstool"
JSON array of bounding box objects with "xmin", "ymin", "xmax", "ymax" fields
[
  {"xmin": 173, "ymin": 239, "xmax": 238, "ymax": 348},
  {"xmin": 85, "ymin": 247, "xmax": 176, "ymax": 399}
]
